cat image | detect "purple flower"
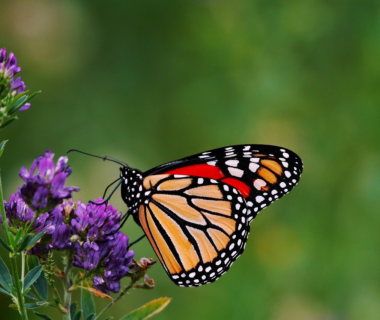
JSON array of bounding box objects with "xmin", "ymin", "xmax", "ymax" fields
[
  {"xmin": 11, "ymin": 76, "xmax": 26, "ymax": 94},
  {"xmin": 19, "ymin": 150, "xmax": 79, "ymax": 212},
  {"xmin": 3, "ymin": 192, "xmax": 34, "ymax": 227},
  {"xmin": 71, "ymin": 199, "xmax": 121, "ymax": 241},
  {"xmin": 0, "ymin": 49, "xmax": 21, "ymax": 78},
  {"xmin": 0, "ymin": 48, "xmax": 31, "ymax": 111},
  {"xmin": 90, "ymin": 232, "xmax": 135, "ymax": 294},
  {"xmin": 2, "ymin": 192, "xmax": 50, "ymax": 234},
  {"xmin": 27, "ymin": 200, "xmax": 75, "ymax": 255},
  {"xmin": 71, "ymin": 200, "xmax": 134, "ymax": 293},
  {"xmin": 44, "ymin": 205, "xmax": 72, "ymax": 250}
]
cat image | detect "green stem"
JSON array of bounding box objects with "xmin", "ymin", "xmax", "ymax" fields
[
  {"xmin": 62, "ymin": 252, "xmax": 72, "ymax": 320},
  {"xmin": 0, "ymin": 170, "xmax": 12, "ymax": 244},
  {"xmin": 0, "ymin": 171, "xmax": 28, "ymax": 319},
  {"xmin": 95, "ymin": 276, "xmax": 141, "ymax": 320},
  {"xmin": 21, "ymin": 252, "xmax": 25, "ymax": 282},
  {"xmin": 10, "ymin": 259, "xmax": 28, "ymax": 319}
]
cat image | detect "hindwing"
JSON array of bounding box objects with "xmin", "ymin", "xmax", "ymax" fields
[{"xmin": 139, "ymin": 175, "xmax": 250, "ymax": 287}]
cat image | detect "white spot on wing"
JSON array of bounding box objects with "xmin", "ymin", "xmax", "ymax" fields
[
  {"xmin": 226, "ymin": 160, "xmax": 239, "ymax": 167},
  {"xmin": 254, "ymin": 179, "xmax": 266, "ymax": 190},
  {"xmin": 249, "ymin": 163, "xmax": 259, "ymax": 172},
  {"xmin": 256, "ymin": 196, "xmax": 265, "ymax": 203},
  {"xmin": 228, "ymin": 167, "xmax": 244, "ymax": 177}
]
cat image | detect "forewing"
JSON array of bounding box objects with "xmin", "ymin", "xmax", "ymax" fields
[
  {"xmin": 144, "ymin": 144, "xmax": 303, "ymax": 222},
  {"xmin": 138, "ymin": 175, "xmax": 250, "ymax": 287}
]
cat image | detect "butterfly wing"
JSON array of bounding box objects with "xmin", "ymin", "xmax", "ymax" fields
[
  {"xmin": 139, "ymin": 175, "xmax": 250, "ymax": 287},
  {"xmin": 138, "ymin": 145, "xmax": 303, "ymax": 287}
]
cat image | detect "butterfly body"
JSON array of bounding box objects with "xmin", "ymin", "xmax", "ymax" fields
[{"xmin": 119, "ymin": 145, "xmax": 303, "ymax": 287}]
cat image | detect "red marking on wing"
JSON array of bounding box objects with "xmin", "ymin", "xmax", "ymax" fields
[
  {"xmin": 221, "ymin": 178, "xmax": 251, "ymax": 198},
  {"xmin": 165, "ymin": 164, "xmax": 225, "ymax": 180}
]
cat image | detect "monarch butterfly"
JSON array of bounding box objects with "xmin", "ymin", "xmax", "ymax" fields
[{"xmin": 116, "ymin": 144, "xmax": 303, "ymax": 287}]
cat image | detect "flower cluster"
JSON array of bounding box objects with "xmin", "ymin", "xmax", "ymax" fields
[
  {"xmin": 2, "ymin": 192, "xmax": 49, "ymax": 233},
  {"xmin": 71, "ymin": 200, "xmax": 134, "ymax": 293},
  {"xmin": 0, "ymin": 48, "xmax": 30, "ymax": 111},
  {"xmin": 3, "ymin": 150, "xmax": 135, "ymax": 294},
  {"xmin": 19, "ymin": 150, "xmax": 79, "ymax": 212}
]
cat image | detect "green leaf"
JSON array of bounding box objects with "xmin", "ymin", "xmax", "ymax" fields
[
  {"xmin": 82, "ymin": 287, "xmax": 95, "ymax": 320},
  {"xmin": 34, "ymin": 311, "xmax": 53, "ymax": 320},
  {"xmin": 120, "ymin": 297, "xmax": 171, "ymax": 320},
  {"xmin": 0, "ymin": 140, "xmax": 7, "ymax": 158},
  {"xmin": 14, "ymin": 229, "xmax": 23, "ymax": 245},
  {"xmin": 0, "ymin": 236, "xmax": 13, "ymax": 252},
  {"xmin": 70, "ymin": 302, "xmax": 77, "ymax": 319},
  {"xmin": 0, "ymin": 287, "xmax": 12, "ymax": 297},
  {"xmin": 24, "ymin": 265, "xmax": 43, "ymax": 291},
  {"xmin": 27, "ymin": 255, "xmax": 39, "ymax": 270},
  {"xmin": 24, "ymin": 301, "xmax": 49, "ymax": 309},
  {"xmin": 9, "ymin": 284, "xmax": 16, "ymax": 295},
  {"xmin": 26, "ymin": 231, "xmax": 45, "ymax": 249},
  {"xmin": 25, "ymin": 290, "xmax": 38, "ymax": 300},
  {"xmin": 35, "ymin": 272, "xmax": 48, "ymax": 300},
  {"xmin": 25, "ymin": 91, "xmax": 40, "ymax": 103},
  {"xmin": 33, "ymin": 270, "xmax": 48, "ymax": 301},
  {"xmin": 73, "ymin": 311, "xmax": 82, "ymax": 320},
  {"xmin": 104, "ymin": 318, "xmax": 112, "ymax": 320},
  {"xmin": 86, "ymin": 314, "xmax": 95, "ymax": 320},
  {"xmin": 0, "ymin": 116, "xmax": 18, "ymax": 129},
  {"xmin": 8, "ymin": 95, "xmax": 27, "ymax": 114},
  {"xmin": 0, "ymin": 256, "xmax": 13, "ymax": 292},
  {"xmin": 28, "ymin": 256, "xmax": 48, "ymax": 300},
  {"xmin": 17, "ymin": 234, "xmax": 33, "ymax": 252}
]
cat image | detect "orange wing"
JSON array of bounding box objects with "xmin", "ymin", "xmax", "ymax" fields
[{"xmin": 138, "ymin": 174, "xmax": 250, "ymax": 287}]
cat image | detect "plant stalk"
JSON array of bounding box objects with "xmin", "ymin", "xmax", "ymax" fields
[
  {"xmin": 63, "ymin": 252, "xmax": 72, "ymax": 320},
  {"xmin": 10, "ymin": 259, "xmax": 28, "ymax": 320},
  {"xmin": 95, "ymin": 276, "xmax": 141, "ymax": 320},
  {"xmin": 0, "ymin": 171, "xmax": 29, "ymax": 319},
  {"xmin": 21, "ymin": 252, "xmax": 25, "ymax": 282}
]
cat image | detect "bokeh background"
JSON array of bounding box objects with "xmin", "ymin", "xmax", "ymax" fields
[{"xmin": 1, "ymin": 1, "xmax": 380, "ymax": 319}]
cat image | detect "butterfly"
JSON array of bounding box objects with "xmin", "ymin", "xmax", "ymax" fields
[{"xmin": 118, "ymin": 144, "xmax": 303, "ymax": 287}]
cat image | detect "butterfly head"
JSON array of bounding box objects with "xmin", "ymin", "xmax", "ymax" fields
[{"xmin": 120, "ymin": 167, "xmax": 144, "ymax": 212}]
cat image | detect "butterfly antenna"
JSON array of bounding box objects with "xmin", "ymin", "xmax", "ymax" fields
[{"xmin": 67, "ymin": 149, "xmax": 129, "ymax": 167}]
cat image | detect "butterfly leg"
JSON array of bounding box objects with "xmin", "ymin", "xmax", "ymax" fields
[
  {"xmin": 119, "ymin": 210, "xmax": 131, "ymax": 230},
  {"xmin": 102, "ymin": 177, "xmax": 121, "ymax": 199},
  {"xmin": 128, "ymin": 234, "xmax": 146, "ymax": 249},
  {"xmin": 89, "ymin": 179, "xmax": 123, "ymax": 205}
]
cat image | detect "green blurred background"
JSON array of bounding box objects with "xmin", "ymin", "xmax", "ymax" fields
[{"xmin": 1, "ymin": 1, "xmax": 380, "ymax": 319}]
